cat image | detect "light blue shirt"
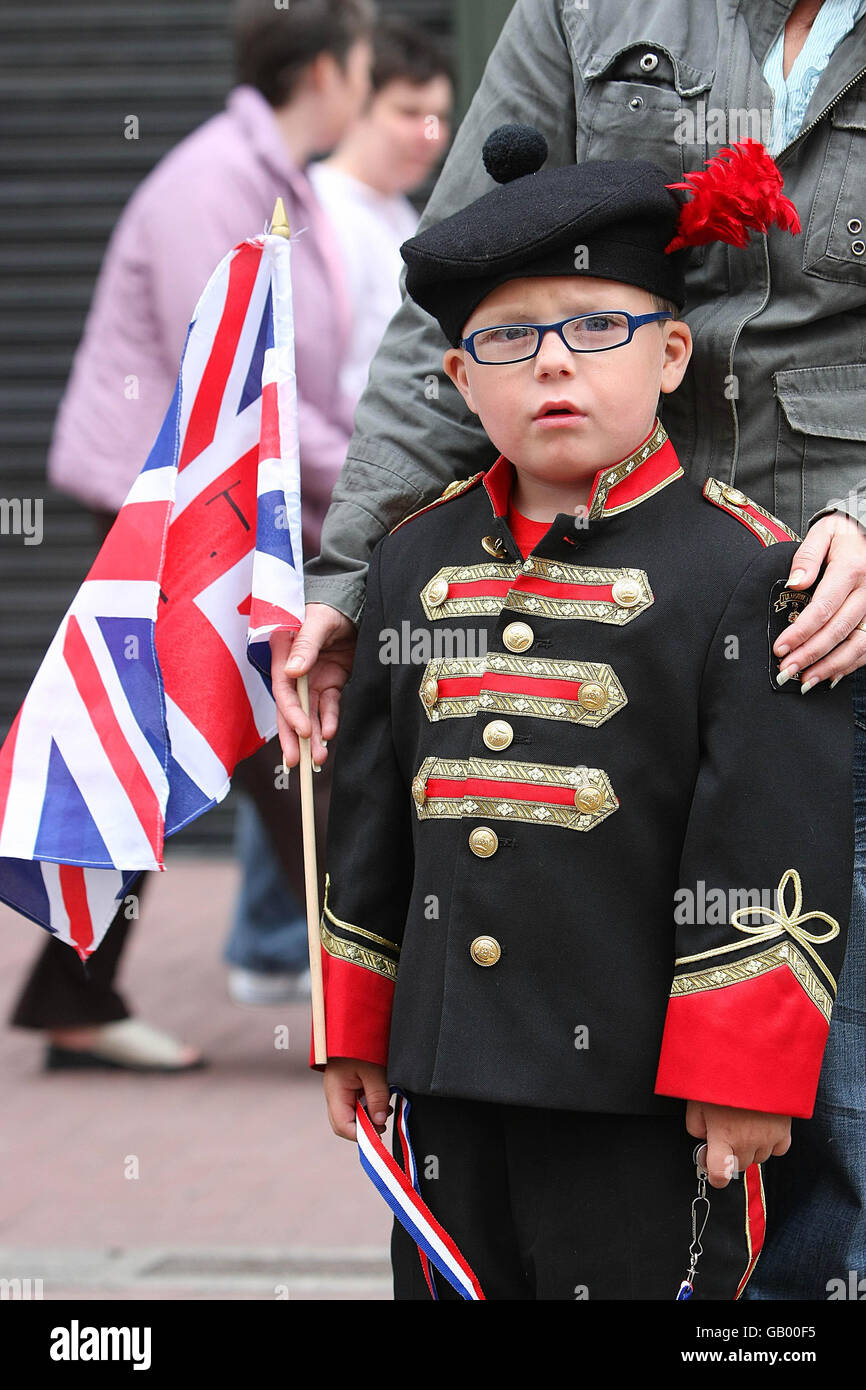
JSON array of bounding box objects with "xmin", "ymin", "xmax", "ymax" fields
[{"xmin": 764, "ymin": 0, "xmax": 866, "ymax": 155}]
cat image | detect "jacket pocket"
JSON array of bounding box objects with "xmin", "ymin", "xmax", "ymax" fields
[
  {"xmin": 581, "ymin": 47, "xmax": 701, "ymax": 179},
  {"xmin": 802, "ymin": 94, "xmax": 866, "ymax": 287},
  {"xmin": 577, "ymin": 43, "xmax": 713, "ymax": 267},
  {"xmin": 773, "ymin": 363, "xmax": 866, "ymax": 535}
]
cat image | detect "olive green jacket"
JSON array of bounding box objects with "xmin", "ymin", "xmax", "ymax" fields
[{"xmin": 304, "ymin": 0, "xmax": 866, "ymax": 625}]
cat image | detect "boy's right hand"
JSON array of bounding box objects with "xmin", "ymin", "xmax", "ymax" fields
[
  {"xmin": 270, "ymin": 608, "xmax": 357, "ymax": 769},
  {"xmin": 324, "ymin": 1057, "xmax": 391, "ymax": 1141}
]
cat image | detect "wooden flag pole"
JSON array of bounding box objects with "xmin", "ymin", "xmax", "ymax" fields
[
  {"xmin": 269, "ymin": 196, "xmax": 327, "ymax": 1064},
  {"xmin": 293, "ymin": 675, "xmax": 327, "ymax": 1064}
]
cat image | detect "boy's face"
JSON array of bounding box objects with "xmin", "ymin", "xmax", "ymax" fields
[{"xmin": 442, "ymin": 276, "xmax": 692, "ymax": 490}]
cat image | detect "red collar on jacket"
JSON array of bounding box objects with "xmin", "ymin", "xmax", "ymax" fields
[{"xmin": 482, "ymin": 417, "xmax": 683, "ymax": 522}]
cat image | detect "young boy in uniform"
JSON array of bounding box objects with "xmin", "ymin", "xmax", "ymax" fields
[{"xmin": 313, "ymin": 127, "xmax": 855, "ymax": 1299}]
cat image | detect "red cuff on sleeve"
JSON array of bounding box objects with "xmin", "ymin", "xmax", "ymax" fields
[
  {"xmin": 308, "ymin": 945, "xmax": 395, "ymax": 1069},
  {"xmin": 654, "ymin": 964, "xmax": 830, "ymax": 1118}
]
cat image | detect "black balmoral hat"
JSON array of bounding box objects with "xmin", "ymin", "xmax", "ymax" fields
[{"xmin": 399, "ymin": 124, "xmax": 691, "ymax": 348}]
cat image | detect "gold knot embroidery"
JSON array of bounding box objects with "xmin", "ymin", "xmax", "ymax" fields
[{"xmin": 730, "ymin": 868, "xmax": 840, "ymax": 992}]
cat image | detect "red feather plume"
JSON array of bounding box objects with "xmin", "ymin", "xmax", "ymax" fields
[{"xmin": 664, "ymin": 138, "xmax": 801, "ymax": 254}]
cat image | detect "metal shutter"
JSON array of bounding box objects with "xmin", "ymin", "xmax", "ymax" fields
[{"xmin": 0, "ymin": 0, "xmax": 459, "ymax": 848}]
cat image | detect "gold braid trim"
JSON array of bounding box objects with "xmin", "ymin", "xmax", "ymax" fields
[
  {"xmin": 419, "ymin": 563, "xmax": 653, "ymax": 624},
  {"xmin": 321, "ymin": 872, "xmax": 400, "ymax": 950},
  {"xmin": 675, "ymin": 868, "xmax": 840, "ymax": 995},
  {"xmin": 586, "ymin": 419, "xmax": 671, "ymax": 518},
  {"xmin": 703, "ymin": 477, "xmax": 799, "ymax": 545},
  {"xmin": 418, "ymin": 654, "xmax": 627, "ymax": 726},
  {"xmin": 670, "ymin": 941, "xmax": 834, "ymax": 1025},
  {"xmin": 319, "ymin": 921, "xmax": 398, "ymax": 981},
  {"xmin": 411, "ymin": 755, "xmax": 618, "ymax": 831},
  {"xmin": 318, "ymin": 872, "xmax": 400, "ymax": 980}
]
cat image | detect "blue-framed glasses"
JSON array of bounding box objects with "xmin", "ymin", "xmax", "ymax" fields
[{"xmin": 460, "ymin": 310, "xmax": 673, "ymax": 364}]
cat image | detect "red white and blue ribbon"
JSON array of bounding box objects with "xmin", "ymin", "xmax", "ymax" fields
[{"xmin": 355, "ymin": 1087, "xmax": 485, "ymax": 1301}]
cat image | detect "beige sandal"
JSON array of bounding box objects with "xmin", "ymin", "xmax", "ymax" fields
[{"xmin": 45, "ymin": 1019, "xmax": 208, "ymax": 1072}]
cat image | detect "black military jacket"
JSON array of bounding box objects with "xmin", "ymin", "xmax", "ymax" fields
[{"xmin": 313, "ymin": 419, "xmax": 854, "ymax": 1118}]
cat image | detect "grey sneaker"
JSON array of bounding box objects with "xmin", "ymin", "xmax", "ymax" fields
[{"xmin": 227, "ymin": 966, "xmax": 312, "ymax": 1006}]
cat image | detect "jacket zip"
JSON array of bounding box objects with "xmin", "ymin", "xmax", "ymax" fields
[
  {"xmin": 726, "ymin": 63, "xmax": 866, "ymax": 484},
  {"xmin": 774, "ymin": 63, "xmax": 866, "ymax": 166},
  {"xmin": 727, "ymin": 233, "xmax": 772, "ymax": 488}
]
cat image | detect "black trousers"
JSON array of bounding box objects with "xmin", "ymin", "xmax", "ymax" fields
[
  {"xmin": 391, "ymin": 1089, "xmax": 768, "ymax": 1301},
  {"xmin": 8, "ymin": 873, "xmax": 146, "ymax": 1029}
]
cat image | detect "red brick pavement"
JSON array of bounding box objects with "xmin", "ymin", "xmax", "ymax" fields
[{"xmin": 0, "ymin": 850, "xmax": 391, "ymax": 1300}]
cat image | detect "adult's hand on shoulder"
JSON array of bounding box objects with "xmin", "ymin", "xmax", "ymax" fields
[
  {"xmin": 270, "ymin": 603, "xmax": 357, "ymax": 768},
  {"xmin": 773, "ymin": 513, "xmax": 866, "ymax": 689}
]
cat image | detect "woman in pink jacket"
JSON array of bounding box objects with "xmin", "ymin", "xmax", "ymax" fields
[{"xmin": 8, "ymin": 0, "xmax": 375, "ymax": 1072}]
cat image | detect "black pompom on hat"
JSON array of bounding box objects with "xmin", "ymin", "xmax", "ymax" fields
[
  {"xmin": 481, "ymin": 123, "xmax": 548, "ymax": 182},
  {"xmin": 400, "ymin": 123, "xmax": 689, "ymax": 347}
]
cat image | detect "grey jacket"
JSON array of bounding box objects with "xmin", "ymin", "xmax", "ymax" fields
[{"xmin": 303, "ymin": 0, "xmax": 866, "ymax": 626}]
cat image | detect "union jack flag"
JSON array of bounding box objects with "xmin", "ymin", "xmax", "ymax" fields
[{"xmin": 0, "ymin": 227, "xmax": 305, "ymax": 960}]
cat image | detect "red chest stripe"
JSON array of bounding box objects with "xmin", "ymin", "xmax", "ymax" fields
[
  {"xmin": 438, "ymin": 672, "xmax": 585, "ymax": 701},
  {"xmin": 440, "ymin": 577, "xmax": 513, "ymax": 599},
  {"xmin": 429, "ymin": 773, "xmax": 582, "ymax": 806},
  {"xmin": 515, "ymin": 577, "xmax": 615, "ymax": 602},
  {"xmin": 442, "ymin": 576, "xmax": 617, "ymax": 603}
]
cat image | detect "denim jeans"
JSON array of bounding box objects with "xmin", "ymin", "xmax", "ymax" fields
[
  {"xmin": 745, "ymin": 662, "xmax": 866, "ymax": 1299},
  {"xmin": 223, "ymin": 795, "xmax": 310, "ymax": 974}
]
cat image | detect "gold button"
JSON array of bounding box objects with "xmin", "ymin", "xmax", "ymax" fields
[
  {"xmin": 425, "ymin": 577, "xmax": 449, "ymax": 607},
  {"xmin": 421, "ymin": 677, "xmax": 439, "ymax": 708},
  {"xmin": 482, "ymin": 719, "xmax": 513, "ymax": 750},
  {"xmin": 574, "ymin": 784, "xmax": 604, "ymax": 813},
  {"xmin": 502, "ymin": 620, "xmax": 534, "ymax": 652},
  {"xmin": 469, "ymin": 826, "xmax": 498, "ymax": 857},
  {"xmin": 470, "ymin": 935, "xmax": 501, "ymax": 966},
  {"xmin": 611, "ymin": 577, "xmax": 641, "ymax": 608},
  {"xmin": 721, "ymin": 486, "xmax": 748, "ymax": 507},
  {"xmin": 482, "ymin": 535, "xmax": 505, "ymax": 557},
  {"xmin": 411, "ymin": 775, "xmax": 427, "ymax": 808},
  {"xmin": 577, "ymin": 681, "xmax": 607, "ymax": 711}
]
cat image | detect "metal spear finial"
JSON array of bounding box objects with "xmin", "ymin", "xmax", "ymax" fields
[{"xmin": 269, "ymin": 197, "xmax": 291, "ymax": 238}]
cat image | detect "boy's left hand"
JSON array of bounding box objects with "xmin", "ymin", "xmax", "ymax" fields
[{"xmin": 686, "ymin": 1100, "xmax": 792, "ymax": 1189}]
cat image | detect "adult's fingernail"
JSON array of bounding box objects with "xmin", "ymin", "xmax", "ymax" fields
[
  {"xmin": 800, "ymin": 678, "xmax": 817, "ymax": 694},
  {"xmin": 288, "ymin": 656, "xmax": 302, "ymax": 670},
  {"xmin": 789, "ymin": 569, "xmax": 806, "ymax": 585},
  {"xmin": 374, "ymin": 1112, "xmax": 387, "ymax": 1123},
  {"xmin": 830, "ymin": 675, "xmax": 843, "ymax": 689},
  {"xmin": 776, "ymin": 668, "xmax": 797, "ymax": 686}
]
